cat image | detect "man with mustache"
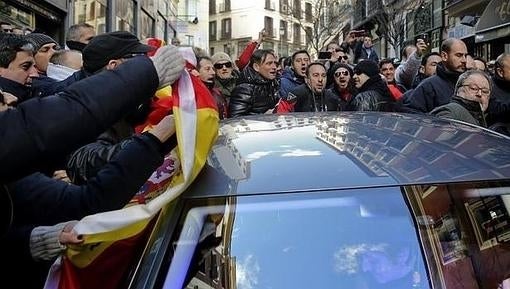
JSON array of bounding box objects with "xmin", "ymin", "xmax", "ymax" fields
[{"xmin": 405, "ymin": 38, "xmax": 468, "ymax": 113}]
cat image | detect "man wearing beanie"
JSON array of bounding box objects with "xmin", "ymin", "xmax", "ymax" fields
[
  {"xmin": 25, "ymin": 33, "xmax": 61, "ymax": 96},
  {"xmin": 351, "ymin": 60, "xmax": 395, "ymax": 111},
  {"xmin": 24, "ymin": 33, "xmax": 59, "ymax": 76},
  {"xmin": 36, "ymin": 30, "xmax": 155, "ymax": 97},
  {"xmin": 212, "ymin": 51, "xmax": 238, "ymax": 104}
]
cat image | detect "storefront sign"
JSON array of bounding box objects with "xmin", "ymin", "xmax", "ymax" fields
[{"xmin": 475, "ymin": 0, "xmax": 510, "ymax": 42}]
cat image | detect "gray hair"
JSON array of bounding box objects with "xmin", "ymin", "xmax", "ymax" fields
[
  {"xmin": 495, "ymin": 53, "xmax": 510, "ymax": 70},
  {"xmin": 454, "ymin": 70, "xmax": 492, "ymax": 96},
  {"xmin": 66, "ymin": 23, "xmax": 94, "ymax": 41},
  {"xmin": 50, "ymin": 49, "xmax": 82, "ymax": 66}
]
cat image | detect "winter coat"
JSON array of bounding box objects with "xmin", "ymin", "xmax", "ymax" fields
[
  {"xmin": 0, "ymin": 76, "xmax": 34, "ymax": 102},
  {"xmin": 66, "ymin": 120, "xmax": 135, "ymax": 185},
  {"xmin": 487, "ymin": 76, "xmax": 510, "ymax": 126},
  {"xmin": 229, "ymin": 66, "xmax": 279, "ymax": 117},
  {"xmin": 3, "ymin": 132, "xmax": 175, "ymax": 289},
  {"xmin": 325, "ymin": 85, "xmax": 356, "ymax": 111},
  {"xmin": 354, "ymin": 42, "xmax": 379, "ymax": 64},
  {"xmin": 279, "ymin": 67, "xmax": 305, "ymax": 98},
  {"xmin": 430, "ymin": 95, "xmax": 487, "ymax": 127},
  {"xmin": 352, "ymin": 76, "xmax": 395, "ymax": 112},
  {"xmin": 0, "ymin": 56, "xmax": 159, "ymax": 237},
  {"xmin": 214, "ymin": 69, "xmax": 239, "ymax": 102},
  {"xmin": 395, "ymin": 51, "xmax": 421, "ymax": 90},
  {"xmin": 405, "ymin": 63, "xmax": 461, "ymax": 113},
  {"xmin": 277, "ymin": 83, "xmax": 326, "ymax": 113}
]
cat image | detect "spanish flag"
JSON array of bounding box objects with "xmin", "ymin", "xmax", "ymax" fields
[{"xmin": 45, "ymin": 47, "xmax": 219, "ymax": 289}]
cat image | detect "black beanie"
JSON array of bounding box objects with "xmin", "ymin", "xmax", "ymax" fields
[
  {"xmin": 24, "ymin": 33, "xmax": 57, "ymax": 51},
  {"xmin": 354, "ymin": 60, "xmax": 380, "ymax": 78}
]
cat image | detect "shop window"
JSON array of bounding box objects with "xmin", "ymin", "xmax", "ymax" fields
[{"xmin": 0, "ymin": 1, "xmax": 34, "ymax": 29}]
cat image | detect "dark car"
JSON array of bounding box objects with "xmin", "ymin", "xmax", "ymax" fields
[{"xmin": 128, "ymin": 112, "xmax": 510, "ymax": 289}]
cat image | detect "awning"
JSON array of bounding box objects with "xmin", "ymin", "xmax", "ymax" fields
[{"xmin": 475, "ymin": 0, "xmax": 510, "ymax": 42}]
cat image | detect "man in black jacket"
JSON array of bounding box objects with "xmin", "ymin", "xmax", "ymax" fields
[
  {"xmin": 0, "ymin": 34, "xmax": 185, "ymax": 237},
  {"xmin": 404, "ymin": 38, "xmax": 467, "ymax": 113},
  {"xmin": 487, "ymin": 53, "xmax": 510, "ymax": 127},
  {"xmin": 229, "ymin": 49, "xmax": 279, "ymax": 117},
  {"xmin": 277, "ymin": 62, "xmax": 327, "ymax": 112}
]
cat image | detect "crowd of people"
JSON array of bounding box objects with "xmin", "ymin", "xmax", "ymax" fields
[{"xmin": 0, "ymin": 21, "xmax": 509, "ymax": 288}]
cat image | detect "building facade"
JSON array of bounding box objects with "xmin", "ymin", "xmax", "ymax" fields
[
  {"xmin": 0, "ymin": 0, "xmax": 179, "ymax": 44},
  {"xmin": 208, "ymin": 0, "xmax": 313, "ymax": 60},
  {"xmin": 174, "ymin": 0, "xmax": 209, "ymax": 49}
]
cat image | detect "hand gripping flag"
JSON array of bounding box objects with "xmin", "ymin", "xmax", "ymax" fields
[{"xmin": 45, "ymin": 47, "xmax": 219, "ymax": 289}]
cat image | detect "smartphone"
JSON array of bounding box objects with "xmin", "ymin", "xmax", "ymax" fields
[{"xmin": 318, "ymin": 51, "xmax": 332, "ymax": 59}]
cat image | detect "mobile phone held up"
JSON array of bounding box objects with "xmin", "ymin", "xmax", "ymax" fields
[{"xmin": 318, "ymin": 51, "xmax": 332, "ymax": 60}]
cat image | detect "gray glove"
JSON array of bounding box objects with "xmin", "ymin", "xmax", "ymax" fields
[{"xmin": 151, "ymin": 45, "xmax": 185, "ymax": 88}]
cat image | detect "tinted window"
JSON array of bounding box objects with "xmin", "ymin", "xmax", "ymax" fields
[
  {"xmin": 158, "ymin": 187, "xmax": 431, "ymax": 289},
  {"xmin": 144, "ymin": 183, "xmax": 510, "ymax": 289}
]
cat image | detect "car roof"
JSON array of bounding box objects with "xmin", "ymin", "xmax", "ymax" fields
[{"xmin": 185, "ymin": 112, "xmax": 510, "ymax": 198}]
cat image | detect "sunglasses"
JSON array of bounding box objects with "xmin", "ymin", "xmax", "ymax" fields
[
  {"xmin": 334, "ymin": 71, "xmax": 350, "ymax": 77},
  {"xmin": 340, "ymin": 55, "xmax": 349, "ymax": 60},
  {"xmin": 214, "ymin": 62, "xmax": 233, "ymax": 69},
  {"xmin": 2, "ymin": 28, "xmax": 12, "ymax": 33}
]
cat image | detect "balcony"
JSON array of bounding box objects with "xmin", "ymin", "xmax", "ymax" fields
[
  {"xmin": 219, "ymin": 2, "xmax": 231, "ymax": 12},
  {"xmin": 220, "ymin": 31, "xmax": 231, "ymax": 40}
]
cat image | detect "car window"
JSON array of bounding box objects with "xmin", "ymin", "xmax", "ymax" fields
[
  {"xmin": 404, "ymin": 182, "xmax": 510, "ymax": 289},
  {"xmin": 157, "ymin": 187, "xmax": 431, "ymax": 289}
]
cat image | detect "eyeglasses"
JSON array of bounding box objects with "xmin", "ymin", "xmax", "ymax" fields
[
  {"xmin": 214, "ymin": 62, "xmax": 233, "ymax": 69},
  {"xmin": 460, "ymin": 84, "xmax": 490, "ymax": 96},
  {"xmin": 334, "ymin": 71, "xmax": 350, "ymax": 77},
  {"xmin": 2, "ymin": 28, "xmax": 12, "ymax": 33},
  {"xmin": 340, "ymin": 55, "xmax": 349, "ymax": 60}
]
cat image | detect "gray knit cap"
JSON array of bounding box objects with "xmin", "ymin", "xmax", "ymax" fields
[{"xmin": 24, "ymin": 33, "xmax": 57, "ymax": 51}]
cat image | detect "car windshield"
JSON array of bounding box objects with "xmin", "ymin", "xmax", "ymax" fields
[{"xmin": 161, "ymin": 187, "xmax": 430, "ymax": 289}]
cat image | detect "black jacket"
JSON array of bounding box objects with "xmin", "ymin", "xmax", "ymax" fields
[
  {"xmin": 487, "ymin": 76, "xmax": 510, "ymax": 126},
  {"xmin": 352, "ymin": 76, "xmax": 395, "ymax": 112},
  {"xmin": 405, "ymin": 63, "xmax": 461, "ymax": 113},
  {"xmin": 66, "ymin": 120, "xmax": 135, "ymax": 184},
  {"xmin": 285, "ymin": 83, "xmax": 327, "ymax": 112},
  {"xmin": 0, "ymin": 76, "xmax": 34, "ymax": 102},
  {"xmin": 0, "ymin": 56, "xmax": 159, "ymax": 237},
  {"xmin": 4, "ymin": 132, "xmax": 175, "ymax": 289},
  {"xmin": 325, "ymin": 85, "xmax": 356, "ymax": 111},
  {"xmin": 34, "ymin": 69, "xmax": 89, "ymax": 97},
  {"xmin": 229, "ymin": 66, "xmax": 279, "ymax": 117}
]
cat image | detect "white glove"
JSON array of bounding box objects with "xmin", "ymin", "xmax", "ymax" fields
[{"xmin": 151, "ymin": 45, "xmax": 185, "ymax": 88}]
